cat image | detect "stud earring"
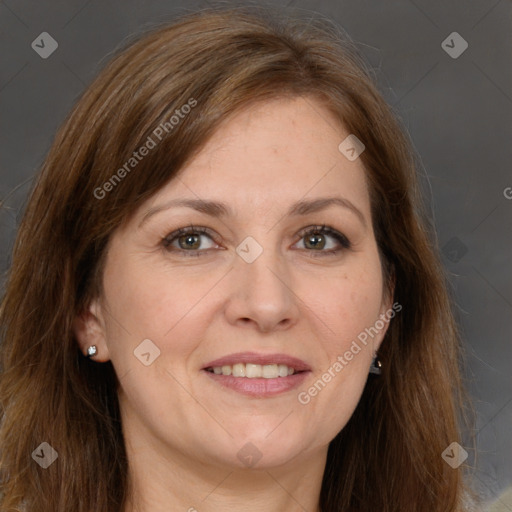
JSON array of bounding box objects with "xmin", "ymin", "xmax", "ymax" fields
[
  {"xmin": 86, "ymin": 345, "xmax": 97, "ymax": 358},
  {"xmin": 369, "ymin": 354, "xmax": 382, "ymax": 375}
]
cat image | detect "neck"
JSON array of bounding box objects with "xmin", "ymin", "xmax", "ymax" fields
[{"xmin": 121, "ymin": 435, "xmax": 326, "ymax": 512}]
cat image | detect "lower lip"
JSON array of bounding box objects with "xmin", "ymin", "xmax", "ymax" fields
[{"xmin": 202, "ymin": 370, "xmax": 310, "ymax": 397}]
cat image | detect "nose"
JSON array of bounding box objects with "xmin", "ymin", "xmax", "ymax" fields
[{"xmin": 223, "ymin": 242, "xmax": 300, "ymax": 333}]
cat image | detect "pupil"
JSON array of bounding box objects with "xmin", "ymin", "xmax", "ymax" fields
[
  {"xmin": 180, "ymin": 234, "xmax": 200, "ymax": 249},
  {"xmin": 307, "ymin": 233, "xmax": 325, "ymax": 249}
]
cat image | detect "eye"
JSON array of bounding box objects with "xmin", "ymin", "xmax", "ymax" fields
[
  {"xmin": 162, "ymin": 224, "xmax": 351, "ymax": 258},
  {"xmin": 162, "ymin": 225, "xmax": 219, "ymax": 257},
  {"xmin": 293, "ymin": 224, "xmax": 351, "ymax": 257}
]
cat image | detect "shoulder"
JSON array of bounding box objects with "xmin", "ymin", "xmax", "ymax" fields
[
  {"xmin": 485, "ymin": 487, "xmax": 512, "ymax": 512},
  {"xmin": 461, "ymin": 489, "xmax": 485, "ymax": 512}
]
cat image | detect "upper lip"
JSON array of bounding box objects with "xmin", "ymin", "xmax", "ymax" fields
[{"xmin": 202, "ymin": 351, "xmax": 311, "ymax": 372}]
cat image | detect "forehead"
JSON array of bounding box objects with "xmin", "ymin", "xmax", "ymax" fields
[{"xmin": 140, "ymin": 96, "xmax": 371, "ymax": 223}]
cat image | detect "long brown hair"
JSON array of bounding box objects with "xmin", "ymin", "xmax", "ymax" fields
[{"xmin": 0, "ymin": 6, "xmax": 474, "ymax": 511}]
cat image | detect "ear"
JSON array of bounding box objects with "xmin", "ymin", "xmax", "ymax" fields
[{"xmin": 72, "ymin": 299, "xmax": 110, "ymax": 362}]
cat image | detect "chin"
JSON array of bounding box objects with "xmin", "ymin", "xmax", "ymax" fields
[{"xmin": 222, "ymin": 431, "xmax": 311, "ymax": 470}]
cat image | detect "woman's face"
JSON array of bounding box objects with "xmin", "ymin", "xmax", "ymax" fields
[{"xmin": 77, "ymin": 96, "xmax": 392, "ymax": 471}]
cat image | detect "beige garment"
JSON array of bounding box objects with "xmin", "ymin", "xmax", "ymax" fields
[{"xmin": 486, "ymin": 487, "xmax": 512, "ymax": 511}]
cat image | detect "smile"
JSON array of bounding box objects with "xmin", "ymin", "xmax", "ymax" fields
[
  {"xmin": 205, "ymin": 363, "xmax": 296, "ymax": 378},
  {"xmin": 201, "ymin": 352, "xmax": 311, "ymax": 397}
]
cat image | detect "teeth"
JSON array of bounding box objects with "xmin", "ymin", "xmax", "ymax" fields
[
  {"xmin": 208, "ymin": 363, "xmax": 296, "ymax": 378},
  {"xmin": 232, "ymin": 363, "xmax": 246, "ymax": 377},
  {"xmin": 262, "ymin": 364, "xmax": 278, "ymax": 378},
  {"xmin": 246, "ymin": 364, "xmax": 262, "ymax": 378},
  {"xmin": 279, "ymin": 364, "xmax": 289, "ymax": 377}
]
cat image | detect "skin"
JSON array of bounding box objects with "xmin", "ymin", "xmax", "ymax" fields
[{"xmin": 74, "ymin": 96, "xmax": 393, "ymax": 512}]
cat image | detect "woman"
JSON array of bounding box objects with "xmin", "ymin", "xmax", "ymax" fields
[{"xmin": 0, "ymin": 6, "xmax": 478, "ymax": 511}]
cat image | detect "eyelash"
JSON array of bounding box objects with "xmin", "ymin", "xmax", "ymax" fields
[{"xmin": 162, "ymin": 224, "xmax": 351, "ymax": 258}]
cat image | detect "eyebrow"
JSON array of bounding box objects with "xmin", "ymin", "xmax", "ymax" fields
[{"xmin": 138, "ymin": 196, "xmax": 367, "ymax": 228}]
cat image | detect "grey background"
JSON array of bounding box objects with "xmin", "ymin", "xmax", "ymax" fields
[{"xmin": 1, "ymin": 0, "xmax": 511, "ymax": 508}]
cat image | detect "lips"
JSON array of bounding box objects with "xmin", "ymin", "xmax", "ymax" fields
[{"xmin": 201, "ymin": 351, "xmax": 311, "ymax": 397}]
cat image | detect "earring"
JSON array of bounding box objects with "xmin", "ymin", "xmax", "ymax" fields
[
  {"xmin": 369, "ymin": 354, "xmax": 382, "ymax": 375},
  {"xmin": 86, "ymin": 345, "xmax": 97, "ymax": 358}
]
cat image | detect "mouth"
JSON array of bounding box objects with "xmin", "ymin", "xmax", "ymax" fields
[
  {"xmin": 205, "ymin": 362, "xmax": 300, "ymax": 378},
  {"xmin": 201, "ymin": 352, "xmax": 311, "ymax": 397}
]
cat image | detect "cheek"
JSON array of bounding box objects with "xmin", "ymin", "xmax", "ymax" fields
[
  {"xmin": 295, "ymin": 258, "xmax": 384, "ymax": 443},
  {"xmin": 100, "ymin": 251, "xmax": 207, "ymax": 367},
  {"xmin": 318, "ymin": 256, "xmax": 385, "ymax": 357}
]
